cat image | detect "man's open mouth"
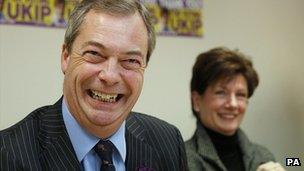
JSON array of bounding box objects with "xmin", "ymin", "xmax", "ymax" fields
[{"xmin": 88, "ymin": 89, "xmax": 123, "ymax": 103}]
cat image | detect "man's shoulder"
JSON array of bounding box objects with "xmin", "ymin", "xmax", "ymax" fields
[
  {"xmin": 125, "ymin": 112, "xmax": 188, "ymax": 170},
  {"xmin": 127, "ymin": 111, "xmax": 179, "ymax": 132},
  {"xmin": 0, "ymin": 104, "xmax": 56, "ymax": 168},
  {"xmin": 0, "ymin": 99, "xmax": 80, "ymax": 170},
  {"xmin": 126, "ymin": 111, "xmax": 183, "ymax": 144},
  {"xmin": 0, "ymin": 102, "xmax": 61, "ymax": 144}
]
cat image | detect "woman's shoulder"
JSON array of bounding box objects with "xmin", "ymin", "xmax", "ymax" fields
[
  {"xmin": 185, "ymin": 136, "xmax": 195, "ymax": 149},
  {"xmin": 185, "ymin": 134, "xmax": 202, "ymax": 158},
  {"xmin": 237, "ymin": 129, "xmax": 276, "ymax": 161},
  {"xmin": 251, "ymin": 142, "xmax": 276, "ymax": 160},
  {"xmin": 185, "ymin": 137, "xmax": 206, "ymax": 171}
]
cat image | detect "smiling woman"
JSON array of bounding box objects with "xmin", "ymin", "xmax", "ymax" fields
[{"xmin": 185, "ymin": 47, "xmax": 286, "ymax": 171}]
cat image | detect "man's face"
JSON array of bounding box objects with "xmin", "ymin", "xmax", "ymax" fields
[{"xmin": 61, "ymin": 10, "xmax": 148, "ymax": 138}]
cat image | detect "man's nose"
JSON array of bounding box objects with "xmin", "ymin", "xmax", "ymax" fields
[{"xmin": 98, "ymin": 58, "xmax": 120, "ymax": 86}]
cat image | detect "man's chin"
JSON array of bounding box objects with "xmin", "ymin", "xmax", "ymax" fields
[{"xmin": 87, "ymin": 111, "xmax": 121, "ymax": 125}]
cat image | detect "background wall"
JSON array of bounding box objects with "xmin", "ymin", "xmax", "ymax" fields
[{"xmin": 1, "ymin": 0, "xmax": 303, "ymax": 170}]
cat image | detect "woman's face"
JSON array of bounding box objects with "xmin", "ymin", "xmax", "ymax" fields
[{"xmin": 192, "ymin": 74, "xmax": 249, "ymax": 135}]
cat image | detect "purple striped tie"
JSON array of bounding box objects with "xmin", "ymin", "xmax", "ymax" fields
[{"xmin": 94, "ymin": 140, "xmax": 116, "ymax": 171}]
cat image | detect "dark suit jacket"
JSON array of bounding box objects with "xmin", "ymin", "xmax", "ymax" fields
[{"xmin": 0, "ymin": 99, "xmax": 188, "ymax": 171}]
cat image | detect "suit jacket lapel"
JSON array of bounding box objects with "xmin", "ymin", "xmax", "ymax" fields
[
  {"xmin": 38, "ymin": 98, "xmax": 81, "ymax": 170},
  {"xmin": 37, "ymin": 101, "xmax": 162, "ymax": 170},
  {"xmin": 195, "ymin": 122, "xmax": 227, "ymax": 171},
  {"xmin": 125, "ymin": 113, "xmax": 160, "ymax": 171}
]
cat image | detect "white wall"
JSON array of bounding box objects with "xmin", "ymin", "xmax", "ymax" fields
[{"xmin": 1, "ymin": 0, "xmax": 303, "ymax": 169}]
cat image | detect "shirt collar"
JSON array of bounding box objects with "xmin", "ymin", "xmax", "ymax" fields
[{"xmin": 62, "ymin": 99, "xmax": 126, "ymax": 162}]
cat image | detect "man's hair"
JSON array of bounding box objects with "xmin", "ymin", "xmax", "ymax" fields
[
  {"xmin": 64, "ymin": 0, "xmax": 156, "ymax": 63},
  {"xmin": 190, "ymin": 47, "xmax": 259, "ymax": 118}
]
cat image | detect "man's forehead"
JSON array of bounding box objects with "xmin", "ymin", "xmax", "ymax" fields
[{"xmin": 79, "ymin": 10, "xmax": 143, "ymax": 33}]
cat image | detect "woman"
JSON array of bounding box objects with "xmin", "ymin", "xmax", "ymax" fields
[{"xmin": 185, "ymin": 47, "xmax": 285, "ymax": 171}]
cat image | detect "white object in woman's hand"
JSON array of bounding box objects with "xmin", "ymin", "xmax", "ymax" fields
[{"xmin": 256, "ymin": 161, "xmax": 286, "ymax": 171}]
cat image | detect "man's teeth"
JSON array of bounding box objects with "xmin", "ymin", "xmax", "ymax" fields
[{"xmin": 91, "ymin": 90, "xmax": 118, "ymax": 103}]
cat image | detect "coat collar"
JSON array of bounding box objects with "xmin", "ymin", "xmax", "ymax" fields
[
  {"xmin": 195, "ymin": 121, "xmax": 256, "ymax": 171},
  {"xmin": 38, "ymin": 98, "xmax": 81, "ymax": 170},
  {"xmin": 38, "ymin": 99, "xmax": 159, "ymax": 171},
  {"xmin": 125, "ymin": 112, "xmax": 159, "ymax": 171},
  {"xmin": 195, "ymin": 121, "xmax": 227, "ymax": 170}
]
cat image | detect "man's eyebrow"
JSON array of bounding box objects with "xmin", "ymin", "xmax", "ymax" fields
[
  {"xmin": 81, "ymin": 41, "xmax": 145, "ymax": 58},
  {"xmin": 125, "ymin": 50, "xmax": 144, "ymax": 58},
  {"xmin": 81, "ymin": 41, "xmax": 106, "ymax": 49}
]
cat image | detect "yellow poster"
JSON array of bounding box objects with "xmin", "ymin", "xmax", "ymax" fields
[
  {"xmin": 0, "ymin": 0, "xmax": 78, "ymax": 27},
  {"xmin": 0, "ymin": 0, "xmax": 203, "ymax": 37}
]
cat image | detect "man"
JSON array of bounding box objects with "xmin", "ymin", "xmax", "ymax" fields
[{"xmin": 0, "ymin": 0, "xmax": 188, "ymax": 170}]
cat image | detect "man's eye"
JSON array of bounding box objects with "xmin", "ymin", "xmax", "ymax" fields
[
  {"xmin": 83, "ymin": 50, "xmax": 100, "ymax": 56},
  {"xmin": 121, "ymin": 58, "xmax": 143, "ymax": 70},
  {"xmin": 126, "ymin": 59, "xmax": 140, "ymax": 64},
  {"xmin": 82, "ymin": 50, "xmax": 105, "ymax": 63}
]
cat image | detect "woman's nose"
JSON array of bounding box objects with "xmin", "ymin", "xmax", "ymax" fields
[{"xmin": 225, "ymin": 94, "xmax": 238, "ymax": 109}]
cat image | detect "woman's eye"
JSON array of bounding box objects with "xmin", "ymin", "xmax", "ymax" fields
[
  {"xmin": 215, "ymin": 90, "xmax": 226, "ymax": 95},
  {"xmin": 237, "ymin": 93, "xmax": 247, "ymax": 98}
]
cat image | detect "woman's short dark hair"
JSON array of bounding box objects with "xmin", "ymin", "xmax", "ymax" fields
[{"xmin": 190, "ymin": 47, "xmax": 259, "ymax": 117}]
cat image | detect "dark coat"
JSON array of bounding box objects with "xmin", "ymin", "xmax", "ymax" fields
[{"xmin": 0, "ymin": 98, "xmax": 188, "ymax": 171}]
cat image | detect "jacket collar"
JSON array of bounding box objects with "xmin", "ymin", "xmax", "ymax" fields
[
  {"xmin": 195, "ymin": 121, "xmax": 255, "ymax": 171},
  {"xmin": 125, "ymin": 112, "xmax": 159, "ymax": 171},
  {"xmin": 38, "ymin": 99, "xmax": 159, "ymax": 170},
  {"xmin": 195, "ymin": 121, "xmax": 226, "ymax": 170},
  {"xmin": 38, "ymin": 97, "xmax": 81, "ymax": 170}
]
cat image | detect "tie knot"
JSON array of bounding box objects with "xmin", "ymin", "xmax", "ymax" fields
[
  {"xmin": 94, "ymin": 140, "xmax": 115, "ymax": 171},
  {"xmin": 94, "ymin": 140, "xmax": 114, "ymax": 156}
]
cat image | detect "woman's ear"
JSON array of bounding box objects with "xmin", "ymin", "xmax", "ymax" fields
[
  {"xmin": 61, "ymin": 44, "xmax": 70, "ymax": 74},
  {"xmin": 191, "ymin": 91, "xmax": 201, "ymax": 112}
]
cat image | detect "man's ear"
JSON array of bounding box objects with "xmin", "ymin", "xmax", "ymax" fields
[
  {"xmin": 61, "ymin": 44, "xmax": 70, "ymax": 74},
  {"xmin": 191, "ymin": 91, "xmax": 201, "ymax": 112}
]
